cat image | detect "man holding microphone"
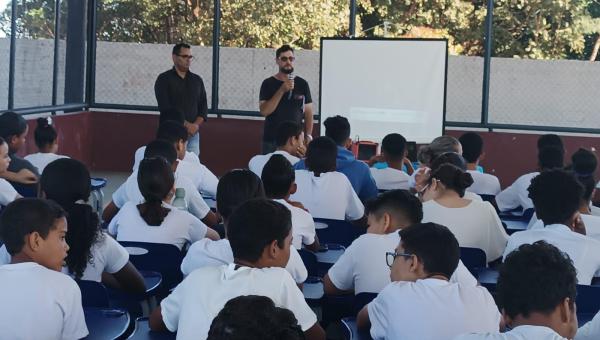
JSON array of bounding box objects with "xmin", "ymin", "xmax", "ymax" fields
[{"xmin": 259, "ymin": 45, "xmax": 314, "ymax": 154}]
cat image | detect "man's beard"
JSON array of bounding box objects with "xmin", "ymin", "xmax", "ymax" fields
[{"xmin": 280, "ymin": 66, "xmax": 294, "ymax": 75}]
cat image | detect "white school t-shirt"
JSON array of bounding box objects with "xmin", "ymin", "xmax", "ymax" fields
[
  {"xmin": 24, "ymin": 152, "xmax": 69, "ymax": 173},
  {"xmin": 467, "ymin": 170, "xmax": 501, "ymax": 196},
  {"xmin": 0, "ymin": 232, "xmax": 129, "ymax": 282},
  {"xmin": 108, "ymin": 201, "xmax": 208, "ymax": 250},
  {"xmin": 112, "ymin": 170, "xmax": 210, "ymax": 220},
  {"xmin": 368, "ymin": 278, "xmax": 500, "ymax": 340},
  {"xmin": 248, "ymin": 150, "xmax": 300, "ymax": 177},
  {"xmin": 503, "ymin": 224, "xmax": 600, "ymax": 285},
  {"xmin": 0, "ymin": 178, "xmax": 19, "ymax": 206},
  {"xmin": 455, "ymin": 325, "xmax": 568, "ymax": 340},
  {"xmin": 273, "ymin": 199, "xmax": 316, "ymax": 249},
  {"xmin": 180, "ymin": 238, "xmax": 307, "ymax": 284},
  {"xmin": 495, "ymin": 172, "xmax": 539, "ymax": 212},
  {"xmin": 577, "ymin": 310, "xmax": 600, "ymax": 340},
  {"xmin": 161, "ymin": 264, "xmax": 317, "ymax": 339},
  {"xmin": 422, "ymin": 199, "xmax": 508, "ymax": 262},
  {"xmin": 528, "ymin": 213, "xmax": 600, "ymax": 242},
  {"xmin": 290, "ymin": 170, "xmax": 364, "ymax": 221},
  {"xmin": 0, "ymin": 262, "xmax": 88, "ymax": 339},
  {"xmin": 369, "ymin": 167, "xmax": 411, "ymax": 191},
  {"xmin": 327, "ymin": 231, "xmax": 477, "ymax": 294},
  {"xmin": 133, "ymin": 146, "xmax": 200, "ymax": 170}
]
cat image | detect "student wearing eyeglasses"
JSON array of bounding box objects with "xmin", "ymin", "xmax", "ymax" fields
[
  {"xmin": 154, "ymin": 43, "xmax": 208, "ymax": 157},
  {"xmin": 259, "ymin": 44, "xmax": 314, "ymax": 154}
]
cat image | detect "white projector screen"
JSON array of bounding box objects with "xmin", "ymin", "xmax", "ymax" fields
[{"xmin": 319, "ymin": 38, "xmax": 447, "ymax": 144}]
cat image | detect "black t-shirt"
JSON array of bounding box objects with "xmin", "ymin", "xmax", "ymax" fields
[
  {"xmin": 7, "ymin": 153, "xmax": 39, "ymax": 196},
  {"xmin": 154, "ymin": 67, "xmax": 208, "ymax": 124},
  {"xmin": 259, "ymin": 76, "xmax": 312, "ymax": 142}
]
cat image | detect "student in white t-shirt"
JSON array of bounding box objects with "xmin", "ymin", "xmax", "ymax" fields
[
  {"xmin": 104, "ymin": 139, "xmax": 219, "ymax": 227},
  {"xmin": 261, "ymin": 154, "xmax": 319, "ymax": 251},
  {"xmin": 455, "ymin": 241, "xmax": 578, "ymax": 340},
  {"xmin": 458, "ymin": 132, "xmax": 501, "ymax": 196},
  {"xmin": 0, "ymin": 198, "xmax": 88, "ymax": 339},
  {"xmin": 131, "ymin": 120, "xmax": 218, "ymax": 197},
  {"xmin": 421, "ymin": 162, "xmax": 508, "ymax": 262},
  {"xmin": 503, "ymin": 169, "xmax": 600, "ymax": 285},
  {"xmin": 357, "ymin": 222, "xmax": 500, "ymax": 339},
  {"xmin": 249, "ymin": 120, "xmax": 304, "ymax": 177},
  {"xmin": 411, "ymin": 135, "xmax": 463, "ymax": 190},
  {"xmin": 368, "ymin": 133, "xmax": 413, "ymax": 191},
  {"xmin": 180, "ymin": 169, "xmax": 307, "ymax": 284},
  {"xmin": 496, "ymin": 134, "xmax": 565, "ymax": 212},
  {"xmin": 149, "ymin": 198, "xmax": 326, "ymax": 340},
  {"xmin": 290, "ymin": 136, "xmax": 365, "ymax": 222},
  {"xmin": 0, "ymin": 137, "xmax": 20, "ymax": 206},
  {"xmin": 24, "ymin": 117, "xmax": 69, "ymax": 173},
  {"xmin": 109, "ymin": 157, "xmax": 219, "ymax": 250}
]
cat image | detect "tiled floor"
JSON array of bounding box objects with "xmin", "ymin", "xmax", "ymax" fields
[{"xmin": 90, "ymin": 171, "xmax": 130, "ymax": 208}]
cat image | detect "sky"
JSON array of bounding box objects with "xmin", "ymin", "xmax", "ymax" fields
[{"xmin": 0, "ymin": 0, "xmax": 10, "ymax": 38}]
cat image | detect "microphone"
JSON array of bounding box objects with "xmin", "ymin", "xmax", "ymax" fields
[{"xmin": 287, "ymin": 73, "xmax": 295, "ymax": 99}]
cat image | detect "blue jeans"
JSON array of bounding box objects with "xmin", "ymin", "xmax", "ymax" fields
[{"xmin": 187, "ymin": 132, "xmax": 200, "ymax": 158}]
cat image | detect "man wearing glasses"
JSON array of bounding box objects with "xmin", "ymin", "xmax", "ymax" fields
[
  {"xmin": 155, "ymin": 43, "xmax": 208, "ymax": 157},
  {"xmin": 259, "ymin": 45, "xmax": 314, "ymax": 154}
]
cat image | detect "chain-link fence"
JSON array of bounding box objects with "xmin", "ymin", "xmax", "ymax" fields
[{"xmin": 0, "ymin": 38, "xmax": 8, "ymax": 110}]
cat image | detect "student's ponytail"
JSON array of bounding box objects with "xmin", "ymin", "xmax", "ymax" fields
[
  {"xmin": 430, "ymin": 163, "xmax": 474, "ymax": 197},
  {"xmin": 137, "ymin": 157, "xmax": 174, "ymax": 226},
  {"xmin": 64, "ymin": 202, "xmax": 103, "ymax": 279},
  {"xmin": 34, "ymin": 117, "xmax": 58, "ymax": 149}
]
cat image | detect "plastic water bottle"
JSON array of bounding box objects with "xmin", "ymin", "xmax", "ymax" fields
[{"xmin": 172, "ymin": 188, "xmax": 188, "ymax": 211}]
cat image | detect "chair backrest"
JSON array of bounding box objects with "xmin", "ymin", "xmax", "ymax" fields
[
  {"xmin": 128, "ymin": 317, "xmax": 176, "ymax": 340},
  {"xmin": 314, "ymin": 218, "xmax": 365, "ymax": 248},
  {"xmin": 523, "ymin": 208, "xmax": 535, "ymax": 220},
  {"xmin": 576, "ymin": 284, "xmax": 600, "ymax": 315},
  {"xmin": 118, "ymin": 241, "xmax": 184, "ymax": 290},
  {"xmin": 77, "ymin": 280, "xmax": 110, "ymax": 308},
  {"xmin": 298, "ymin": 248, "xmax": 319, "ymax": 278},
  {"xmin": 354, "ymin": 292, "xmax": 377, "ymax": 314},
  {"xmin": 460, "ymin": 247, "xmax": 487, "ymax": 275}
]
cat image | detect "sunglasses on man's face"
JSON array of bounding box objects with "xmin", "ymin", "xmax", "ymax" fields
[{"xmin": 279, "ymin": 56, "xmax": 295, "ymax": 62}]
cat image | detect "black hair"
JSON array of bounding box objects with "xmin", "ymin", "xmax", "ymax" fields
[
  {"xmin": 381, "ymin": 133, "xmax": 407, "ymax": 161},
  {"xmin": 324, "ymin": 115, "xmax": 350, "ymax": 145},
  {"xmin": 365, "ymin": 189, "xmax": 423, "ymax": 225},
  {"xmin": 207, "ymin": 295, "xmax": 304, "ymax": 340},
  {"xmin": 0, "ymin": 198, "xmax": 66, "ymax": 256},
  {"xmin": 276, "ymin": 45, "xmax": 294, "ymax": 58},
  {"xmin": 458, "ymin": 132, "xmax": 483, "ymax": 163},
  {"xmin": 228, "ymin": 199, "xmax": 291, "ymax": 263},
  {"xmin": 41, "ymin": 158, "xmax": 103, "ymax": 279},
  {"xmin": 576, "ymin": 174, "xmax": 596, "ymax": 203},
  {"xmin": 538, "ymin": 146, "xmax": 564, "ymax": 170},
  {"xmin": 498, "ymin": 241, "xmax": 577, "ymax": 319},
  {"xmin": 172, "ymin": 43, "xmax": 191, "ymax": 55},
  {"xmin": 398, "ymin": 222, "xmax": 460, "ymax": 278},
  {"xmin": 137, "ymin": 157, "xmax": 174, "ymax": 226},
  {"xmin": 217, "ymin": 169, "xmax": 265, "ymax": 219},
  {"xmin": 430, "ymin": 152, "xmax": 467, "ymax": 172},
  {"xmin": 537, "ymin": 134, "xmax": 564, "ymax": 151},
  {"xmin": 34, "ymin": 117, "xmax": 58, "ymax": 149},
  {"xmin": 144, "ymin": 139, "xmax": 178, "ymax": 165},
  {"xmin": 305, "ymin": 136, "xmax": 337, "ymax": 174},
  {"xmin": 571, "ymin": 148, "xmax": 597, "ymax": 176},
  {"xmin": 261, "ymin": 155, "xmax": 294, "ymax": 199},
  {"xmin": 0, "ymin": 111, "xmax": 27, "ymax": 141},
  {"xmin": 429, "ymin": 163, "xmax": 474, "ymax": 197},
  {"xmin": 0, "ymin": 137, "xmax": 5, "ymax": 149},
  {"xmin": 417, "ymin": 136, "xmax": 461, "ymax": 166},
  {"xmin": 275, "ymin": 121, "xmax": 302, "ymax": 147},
  {"xmin": 528, "ymin": 169, "xmax": 583, "ymax": 225},
  {"xmin": 156, "ymin": 120, "xmax": 188, "ymax": 143}
]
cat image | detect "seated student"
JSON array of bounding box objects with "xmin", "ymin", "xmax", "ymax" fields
[
  {"xmin": 421, "ymin": 163, "xmax": 508, "ymax": 262},
  {"xmin": 429, "ymin": 152, "xmax": 484, "ymax": 202},
  {"xmin": 132, "ymin": 120, "xmax": 218, "ymax": 197},
  {"xmin": 503, "ymin": 169, "xmax": 600, "ymax": 285},
  {"xmin": 108, "ymin": 157, "xmax": 220, "ymax": 250},
  {"xmin": 356, "ymin": 222, "xmax": 500, "ymax": 339},
  {"xmin": 0, "ymin": 198, "xmax": 88, "ymax": 339},
  {"xmin": 324, "ymin": 190, "xmax": 476, "ymax": 296},
  {"xmin": 180, "ymin": 169, "xmax": 307, "ymax": 284},
  {"xmin": 149, "ymin": 199, "xmax": 326, "ymax": 340},
  {"xmin": 290, "ymin": 136, "xmax": 365, "ymax": 221},
  {"xmin": 261, "ymin": 154, "xmax": 319, "ymax": 251},
  {"xmin": 411, "ymin": 135, "xmax": 463, "ymax": 190},
  {"xmin": 104, "ymin": 139, "xmax": 219, "ymax": 227},
  {"xmin": 496, "ymin": 134, "xmax": 565, "ymax": 212},
  {"xmin": 456, "ymin": 241, "xmax": 578, "ymax": 340},
  {"xmin": 207, "ymin": 295, "xmax": 304, "ymax": 340},
  {"xmin": 0, "ymin": 137, "xmax": 21, "ymax": 206},
  {"xmin": 458, "ymin": 132, "xmax": 501, "ymax": 196},
  {"xmin": 249, "ymin": 120, "xmax": 305, "ymax": 176},
  {"xmin": 0, "ymin": 111, "xmax": 39, "ymax": 195},
  {"xmin": 368, "ymin": 133, "xmax": 412, "ymax": 191},
  {"xmin": 295, "ymin": 115, "xmax": 378, "ymax": 201},
  {"xmin": 24, "ymin": 117, "xmax": 68, "ymax": 173},
  {"xmin": 0, "ymin": 158, "xmax": 146, "ymax": 294}
]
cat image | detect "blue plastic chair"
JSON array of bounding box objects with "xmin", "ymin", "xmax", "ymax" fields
[
  {"xmin": 314, "ymin": 218, "xmax": 365, "ymax": 248},
  {"xmin": 341, "ymin": 317, "xmax": 374, "ymax": 340},
  {"xmin": 77, "ymin": 280, "xmax": 110, "ymax": 308},
  {"xmin": 127, "ymin": 317, "xmax": 176, "ymax": 340},
  {"xmin": 84, "ymin": 307, "xmax": 131, "ymax": 340},
  {"xmin": 90, "ymin": 177, "xmax": 108, "ymax": 217},
  {"xmin": 354, "ymin": 292, "xmax": 377, "ymax": 315},
  {"xmin": 577, "ymin": 284, "xmax": 600, "ymax": 325},
  {"xmin": 459, "ymin": 247, "xmax": 487, "ymax": 275},
  {"xmin": 475, "ymin": 267, "xmax": 499, "ymax": 293},
  {"xmin": 298, "ymin": 248, "xmax": 319, "ymax": 277}
]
